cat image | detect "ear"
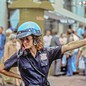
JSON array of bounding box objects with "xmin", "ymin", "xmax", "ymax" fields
[
  {"xmin": 33, "ymin": 36, "xmax": 37, "ymax": 45},
  {"xmin": 33, "ymin": 39, "xmax": 37, "ymax": 45}
]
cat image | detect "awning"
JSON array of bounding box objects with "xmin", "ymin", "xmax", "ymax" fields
[
  {"xmin": 44, "ymin": 11, "xmax": 66, "ymax": 20},
  {"xmin": 55, "ymin": 8, "xmax": 86, "ymax": 24},
  {"xmin": 44, "ymin": 11, "xmax": 76, "ymax": 24}
]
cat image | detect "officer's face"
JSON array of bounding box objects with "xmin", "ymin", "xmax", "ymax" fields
[{"xmin": 20, "ymin": 35, "xmax": 34, "ymax": 49}]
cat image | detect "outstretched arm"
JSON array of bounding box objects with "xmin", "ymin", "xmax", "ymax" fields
[
  {"xmin": 0, "ymin": 64, "xmax": 21, "ymax": 79},
  {"xmin": 62, "ymin": 39, "xmax": 86, "ymax": 54}
]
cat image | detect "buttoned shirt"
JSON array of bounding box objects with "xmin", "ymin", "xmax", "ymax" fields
[
  {"xmin": 77, "ymin": 28, "xmax": 84, "ymax": 39},
  {"xmin": 43, "ymin": 35, "xmax": 52, "ymax": 47},
  {"xmin": 4, "ymin": 46, "xmax": 62, "ymax": 86}
]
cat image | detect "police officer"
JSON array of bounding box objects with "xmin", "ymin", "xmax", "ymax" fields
[{"xmin": 0, "ymin": 21, "xmax": 86, "ymax": 86}]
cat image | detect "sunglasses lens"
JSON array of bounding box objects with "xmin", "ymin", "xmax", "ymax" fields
[
  {"xmin": 19, "ymin": 38, "xmax": 23, "ymax": 41},
  {"xmin": 26, "ymin": 37, "xmax": 29, "ymax": 41},
  {"xmin": 19, "ymin": 37, "xmax": 30, "ymax": 42}
]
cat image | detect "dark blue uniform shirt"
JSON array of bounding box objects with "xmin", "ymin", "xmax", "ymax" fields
[{"xmin": 4, "ymin": 46, "xmax": 62, "ymax": 86}]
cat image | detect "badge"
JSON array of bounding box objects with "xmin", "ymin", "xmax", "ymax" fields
[{"xmin": 40, "ymin": 53, "xmax": 47, "ymax": 61}]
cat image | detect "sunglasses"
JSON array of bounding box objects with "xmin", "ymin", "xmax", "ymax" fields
[{"xmin": 19, "ymin": 36, "xmax": 33, "ymax": 42}]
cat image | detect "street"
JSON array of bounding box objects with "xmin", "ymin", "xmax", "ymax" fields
[
  {"xmin": 48, "ymin": 75, "xmax": 86, "ymax": 86},
  {"xmin": 0, "ymin": 75, "xmax": 85, "ymax": 86}
]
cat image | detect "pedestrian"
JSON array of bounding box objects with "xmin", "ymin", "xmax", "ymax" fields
[
  {"xmin": 77, "ymin": 22, "xmax": 84, "ymax": 39},
  {"xmin": 71, "ymin": 29, "xmax": 80, "ymax": 74},
  {"xmin": 76, "ymin": 33, "xmax": 86, "ymax": 78},
  {"xmin": 5, "ymin": 29, "xmax": 13, "ymax": 41},
  {"xmin": 66, "ymin": 29, "xmax": 74, "ymax": 76},
  {"xmin": 59, "ymin": 33, "xmax": 67, "ymax": 74},
  {"xmin": 50, "ymin": 29, "xmax": 61, "ymax": 47},
  {"xmin": 50, "ymin": 29, "xmax": 62, "ymax": 76},
  {"xmin": 0, "ymin": 26, "xmax": 6, "ymax": 61},
  {"xmin": 1, "ymin": 33, "xmax": 21, "ymax": 86},
  {"xmin": 43, "ymin": 30, "xmax": 52, "ymax": 48},
  {"xmin": 0, "ymin": 21, "xmax": 86, "ymax": 86}
]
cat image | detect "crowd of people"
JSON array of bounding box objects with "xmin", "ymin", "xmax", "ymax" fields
[
  {"xmin": 43, "ymin": 22, "xmax": 86, "ymax": 76},
  {"xmin": 0, "ymin": 27, "xmax": 21, "ymax": 85},
  {"xmin": 0, "ymin": 22, "xmax": 86, "ymax": 86}
]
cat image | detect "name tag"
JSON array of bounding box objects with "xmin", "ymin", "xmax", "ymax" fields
[{"xmin": 40, "ymin": 53, "xmax": 47, "ymax": 61}]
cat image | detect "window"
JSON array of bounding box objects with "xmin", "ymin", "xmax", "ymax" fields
[
  {"xmin": 38, "ymin": 0, "xmax": 55, "ymax": 3},
  {"xmin": 49, "ymin": 0, "xmax": 55, "ymax": 3},
  {"xmin": 85, "ymin": 7, "xmax": 86, "ymax": 17}
]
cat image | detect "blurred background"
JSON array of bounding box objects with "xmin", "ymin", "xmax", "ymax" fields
[
  {"xmin": 1, "ymin": 0, "xmax": 86, "ymax": 34},
  {"xmin": 0, "ymin": 0, "xmax": 86, "ymax": 86}
]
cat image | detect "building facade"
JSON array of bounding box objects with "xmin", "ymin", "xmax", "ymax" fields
[
  {"xmin": 0, "ymin": 0, "xmax": 86, "ymax": 34},
  {"xmin": 0, "ymin": 0, "xmax": 8, "ymax": 30}
]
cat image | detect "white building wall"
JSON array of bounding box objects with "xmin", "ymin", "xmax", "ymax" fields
[
  {"xmin": 72, "ymin": 0, "xmax": 85, "ymax": 17},
  {"xmin": 0, "ymin": 0, "xmax": 8, "ymax": 30},
  {"xmin": 58, "ymin": 23, "xmax": 64, "ymax": 36},
  {"xmin": 72, "ymin": 0, "xmax": 85, "ymax": 29}
]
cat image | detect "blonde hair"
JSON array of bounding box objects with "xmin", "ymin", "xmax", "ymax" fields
[{"xmin": 35, "ymin": 36, "xmax": 44, "ymax": 50}]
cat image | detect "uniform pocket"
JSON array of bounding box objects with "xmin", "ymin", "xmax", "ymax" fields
[
  {"xmin": 21, "ymin": 62, "xmax": 32, "ymax": 70},
  {"xmin": 41, "ymin": 60, "xmax": 49, "ymax": 74}
]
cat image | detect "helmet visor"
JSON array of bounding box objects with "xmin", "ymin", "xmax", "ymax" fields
[{"xmin": 16, "ymin": 31, "xmax": 32, "ymax": 39}]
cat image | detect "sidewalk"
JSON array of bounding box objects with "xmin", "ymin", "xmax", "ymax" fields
[
  {"xmin": 48, "ymin": 75, "xmax": 86, "ymax": 86},
  {"xmin": 0, "ymin": 75, "xmax": 85, "ymax": 86}
]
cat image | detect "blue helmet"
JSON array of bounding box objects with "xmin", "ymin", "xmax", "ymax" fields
[{"xmin": 17, "ymin": 21, "xmax": 42, "ymax": 39}]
